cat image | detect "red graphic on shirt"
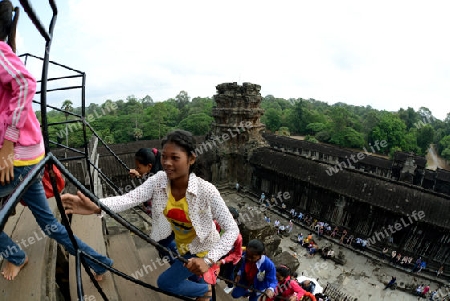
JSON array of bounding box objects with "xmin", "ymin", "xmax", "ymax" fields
[{"xmin": 166, "ymin": 208, "xmax": 190, "ymax": 223}]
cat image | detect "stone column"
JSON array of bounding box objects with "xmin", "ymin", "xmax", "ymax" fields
[{"xmin": 207, "ymin": 82, "xmax": 268, "ymax": 183}]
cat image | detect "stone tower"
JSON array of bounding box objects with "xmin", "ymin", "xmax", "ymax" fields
[
  {"xmin": 210, "ymin": 82, "xmax": 266, "ymax": 151},
  {"xmin": 204, "ymin": 82, "xmax": 267, "ymax": 183}
]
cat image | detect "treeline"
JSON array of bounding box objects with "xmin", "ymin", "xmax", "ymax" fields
[
  {"xmin": 38, "ymin": 91, "xmax": 213, "ymax": 149},
  {"xmin": 261, "ymin": 95, "xmax": 450, "ymax": 160},
  {"xmin": 37, "ymin": 92, "xmax": 450, "ymax": 161}
]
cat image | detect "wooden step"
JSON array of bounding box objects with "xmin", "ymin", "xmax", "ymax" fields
[
  {"xmin": 106, "ymin": 232, "xmax": 159, "ymax": 300},
  {"xmin": 132, "ymin": 234, "xmax": 173, "ymax": 301},
  {"xmin": 68, "ymin": 214, "xmax": 119, "ymax": 301},
  {"xmin": 0, "ymin": 198, "xmax": 60, "ymax": 300}
]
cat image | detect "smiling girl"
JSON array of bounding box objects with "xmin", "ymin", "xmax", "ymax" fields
[{"xmin": 62, "ymin": 130, "xmax": 239, "ymax": 300}]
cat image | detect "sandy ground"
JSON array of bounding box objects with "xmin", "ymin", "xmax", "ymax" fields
[
  {"xmin": 223, "ymin": 191, "xmax": 448, "ymax": 301},
  {"xmin": 426, "ymin": 145, "xmax": 450, "ymax": 171}
]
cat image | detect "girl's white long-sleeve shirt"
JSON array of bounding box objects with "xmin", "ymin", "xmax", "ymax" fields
[{"xmin": 100, "ymin": 171, "xmax": 239, "ymax": 262}]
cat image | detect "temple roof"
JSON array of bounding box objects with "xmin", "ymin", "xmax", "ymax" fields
[
  {"xmin": 250, "ymin": 147, "xmax": 450, "ymax": 229},
  {"xmin": 263, "ymin": 134, "xmax": 394, "ymax": 169}
]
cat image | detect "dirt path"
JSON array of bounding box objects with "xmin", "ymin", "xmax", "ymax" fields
[{"xmin": 426, "ymin": 144, "xmax": 450, "ymax": 170}]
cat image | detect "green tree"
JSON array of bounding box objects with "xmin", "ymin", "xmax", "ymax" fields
[
  {"xmin": 398, "ymin": 107, "xmax": 419, "ymax": 130},
  {"xmin": 101, "ymin": 99, "xmax": 117, "ymax": 116},
  {"xmin": 328, "ymin": 106, "xmax": 360, "ymax": 133},
  {"xmin": 61, "ymin": 99, "xmax": 73, "ymax": 156},
  {"xmin": 144, "ymin": 102, "xmax": 180, "ymax": 139},
  {"xmin": 361, "ymin": 110, "xmax": 381, "ymax": 136},
  {"xmin": 175, "ymin": 90, "xmax": 190, "ymax": 110},
  {"xmin": 277, "ymin": 127, "xmax": 290, "ymax": 136},
  {"xmin": 290, "ymin": 100, "xmax": 327, "ymax": 134},
  {"xmin": 417, "ymin": 125, "xmax": 435, "ymax": 154},
  {"xmin": 140, "ymin": 95, "xmax": 154, "ymax": 109},
  {"xmin": 304, "ymin": 135, "xmax": 318, "ymax": 143},
  {"xmin": 263, "ymin": 108, "xmax": 282, "ymax": 132},
  {"xmin": 401, "ymin": 129, "xmax": 420, "ymax": 154},
  {"xmin": 417, "ymin": 107, "xmax": 434, "ymax": 123},
  {"xmin": 86, "ymin": 102, "xmax": 100, "ymax": 116},
  {"xmin": 132, "ymin": 128, "xmax": 143, "ymax": 141},
  {"xmin": 178, "ymin": 113, "xmax": 213, "ymax": 136},
  {"xmin": 389, "ymin": 146, "xmax": 403, "ymax": 158},
  {"xmin": 330, "ymin": 127, "xmax": 365, "ymax": 148},
  {"xmin": 189, "ymin": 97, "xmax": 214, "ymax": 115},
  {"xmin": 306, "ymin": 122, "xmax": 327, "ymax": 135},
  {"xmin": 438, "ymin": 135, "xmax": 450, "ymax": 160},
  {"xmin": 369, "ymin": 113, "xmax": 408, "ymax": 154},
  {"xmin": 315, "ymin": 130, "xmax": 331, "ymax": 142}
]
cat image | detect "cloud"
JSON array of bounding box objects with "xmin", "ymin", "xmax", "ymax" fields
[{"xmin": 13, "ymin": 0, "xmax": 450, "ymax": 120}]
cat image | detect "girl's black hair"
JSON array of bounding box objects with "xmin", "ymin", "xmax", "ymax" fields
[
  {"xmin": 0, "ymin": 0, "xmax": 19, "ymax": 53},
  {"xmin": 161, "ymin": 130, "xmax": 197, "ymax": 173},
  {"xmin": 276, "ymin": 265, "xmax": 291, "ymax": 278},
  {"xmin": 247, "ymin": 239, "xmax": 265, "ymax": 255},
  {"xmin": 151, "ymin": 148, "xmax": 163, "ymax": 174},
  {"xmin": 135, "ymin": 148, "xmax": 155, "ymax": 166}
]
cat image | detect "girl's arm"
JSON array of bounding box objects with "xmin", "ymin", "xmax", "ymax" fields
[
  {"xmin": 0, "ymin": 44, "xmax": 37, "ymax": 143},
  {"xmin": 62, "ymin": 172, "xmax": 159, "ymax": 215},
  {"xmin": 220, "ymin": 234, "xmax": 243, "ymax": 265},
  {"xmin": 265, "ymin": 261, "xmax": 278, "ymax": 291},
  {"xmin": 289, "ymin": 280, "xmax": 314, "ymax": 300},
  {"xmin": 208, "ymin": 188, "xmax": 239, "ymax": 262},
  {"xmin": 0, "ymin": 44, "xmax": 37, "ymax": 183},
  {"xmin": 301, "ymin": 292, "xmax": 317, "ymax": 301}
]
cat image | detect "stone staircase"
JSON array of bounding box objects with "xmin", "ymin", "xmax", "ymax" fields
[{"xmin": 70, "ymin": 208, "xmax": 233, "ymax": 301}]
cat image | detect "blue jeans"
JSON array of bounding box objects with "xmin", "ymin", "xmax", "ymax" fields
[
  {"xmin": 157, "ymin": 252, "xmax": 209, "ymax": 298},
  {"xmin": 0, "ymin": 164, "xmax": 113, "ymax": 274},
  {"xmin": 157, "ymin": 232, "xmax": 178, "ymax": 265}
]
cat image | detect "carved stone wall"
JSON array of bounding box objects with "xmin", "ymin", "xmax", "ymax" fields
[
  {"xmin": 211, "ymin": 82, "xmax": 265, "ymax": 146},
  {"xmin": 207, "ymin": 82, "xmax": 268, "ymax": 184}
]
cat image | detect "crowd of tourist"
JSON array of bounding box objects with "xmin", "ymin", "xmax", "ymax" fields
[
  {"xmin": 216, "ymin": 219, "xmax": 329, "ymax": 300},
  {"xmin": 252, "ymin": 189, "xmax": 449, "ymax": 301}
]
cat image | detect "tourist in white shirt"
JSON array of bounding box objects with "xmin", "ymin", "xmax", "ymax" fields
[
  {"xmin": 274, "ymin": 220, "xmax": 280, "ymax": 228},
  {"xmin": 62, "ymin": 130, "xmax": 239, "ymax": 300}
]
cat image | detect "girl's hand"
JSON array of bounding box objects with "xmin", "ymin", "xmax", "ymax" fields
[
  {"xmin": 61, "ymin": 191, "xmax": 101, "ymax": 215},
  {"xmin": 129, "ymin": 169, "xmax": 140, "ymax": 178},
  {"xmin": 264, "ymin": 289, "xmax": 275, "ymax": 299},
  {"xmin": 0, "ymin": 140, "xmax": 14, "ymax": 185},
  {"xmin": 184, "ymin": 257, "xmax": 209, "ymax": 275}
]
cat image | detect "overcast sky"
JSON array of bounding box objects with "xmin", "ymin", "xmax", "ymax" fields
[{"xmin": 11, "ymin": 0, "xmax": 450, "ymax": 120}]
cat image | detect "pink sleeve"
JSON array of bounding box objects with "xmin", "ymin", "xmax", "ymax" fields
[
  {"xmin": 0, "ymin": 43, "xmax": 37, "ymax": 142},
  {"xmin": 222, "ymin": 234, "xmax": 243, "ymax": 265},
  {"xmin": 290, "ymin": 281, "xmax": 314, "ymax": 300}
]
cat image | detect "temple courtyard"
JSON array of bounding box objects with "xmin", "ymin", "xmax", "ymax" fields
[{"xmin": 222, "ymin": 189, "xmax": 449, "ymax": 301}]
